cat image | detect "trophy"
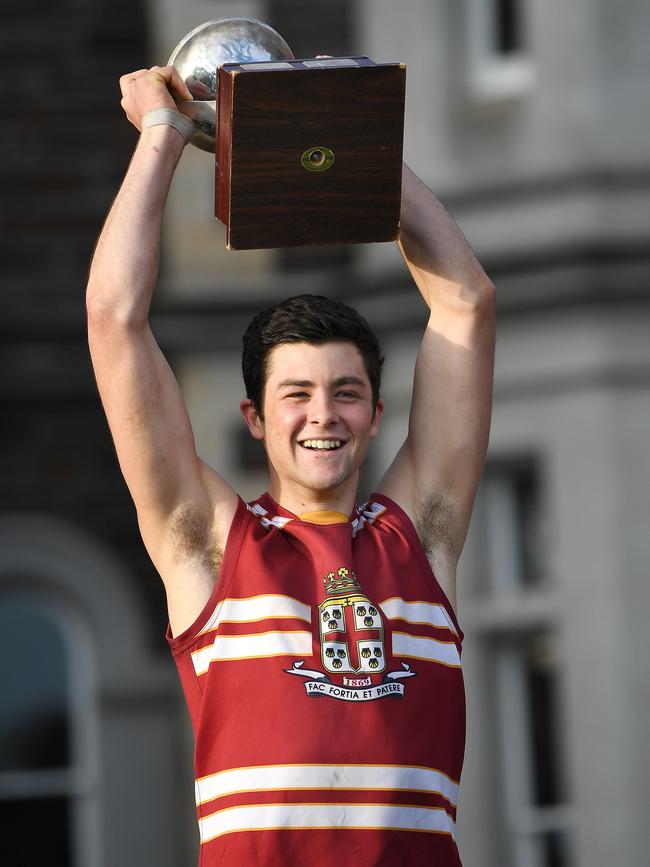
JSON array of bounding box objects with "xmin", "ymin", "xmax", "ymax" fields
[{"xmin": 169, "ymin": 18, "xmax": 406, "ymax": 251}]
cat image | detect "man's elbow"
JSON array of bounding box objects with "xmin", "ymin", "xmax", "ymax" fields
[
  {"xmin": 465, "ymin": 275, "xmax": 496, "ymax": 312},
  {"xmin": 86, "ymin": 289, "xmax": 148, "ymax": 334}
]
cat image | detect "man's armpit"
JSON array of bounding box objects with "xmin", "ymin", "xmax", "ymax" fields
[
  {"xmin": 415, "ymin": 493, "xmax": 457, "ymax": 558},
  {"xmin": 169, "ymin": 502, "xmax": 223, "ymax": 577}
]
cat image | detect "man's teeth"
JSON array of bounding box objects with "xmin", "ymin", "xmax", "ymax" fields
[{"xmin": 301, "ymin": 440, "xmax": 342, "ymax": 450}]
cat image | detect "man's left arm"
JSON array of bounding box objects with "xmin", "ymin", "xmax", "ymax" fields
[{"xmin": 377, "ymin": 165, "xmax": 495, "ymax": 607}]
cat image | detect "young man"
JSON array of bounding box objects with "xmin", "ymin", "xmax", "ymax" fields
[{"xmin": 87, "ymin": 67, "xmax": 495, "ymax": 866}]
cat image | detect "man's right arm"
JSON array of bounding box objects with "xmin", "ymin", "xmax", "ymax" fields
[{"xmin": 86, "ymin": 68, "xmax": 238, "ymax": 634}]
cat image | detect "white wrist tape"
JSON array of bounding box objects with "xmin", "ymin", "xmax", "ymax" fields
[{"xmin": 141, "ymin": 108, "xmax": 194, "ymax": 144}]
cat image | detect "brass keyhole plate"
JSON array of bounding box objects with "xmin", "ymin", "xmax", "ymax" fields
[{"xmin": 301, "ymin": 146, "xmax": 335, "ymax": 172}]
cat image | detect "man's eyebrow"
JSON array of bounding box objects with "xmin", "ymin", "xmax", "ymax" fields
[
  {"xmin": 276, "ymin": 379, "xmax": 313, "ymax": 389},
  {"xmin": 333, "ymin": 376, "xmax": 366, "ymax": 387},
  {"xmin": 276, "ymin": 376, "xmax": 367, "ymax": 390}
]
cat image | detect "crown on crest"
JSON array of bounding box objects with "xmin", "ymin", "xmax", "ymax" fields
[{"xmin": 323, "ymin": 566, "xmax": 360, "ymax": 595}]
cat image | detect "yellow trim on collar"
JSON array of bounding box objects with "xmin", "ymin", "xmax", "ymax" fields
[{"xmin": 298, "ymin": 511, "xmax": 349, "ymax": 525}]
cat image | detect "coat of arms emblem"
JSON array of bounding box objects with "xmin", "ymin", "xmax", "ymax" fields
[
  {"xmin": 319, "ymin": 567, "xmax": 386, "ymax": 675},
  {"xmin": 285, "ymin": 566, "xmax": 415, "ymax": 702}
]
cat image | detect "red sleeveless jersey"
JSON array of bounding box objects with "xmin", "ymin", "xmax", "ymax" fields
[{"xmin": 167, "ymin": 493, "xmax": 465, "ymax": 866}]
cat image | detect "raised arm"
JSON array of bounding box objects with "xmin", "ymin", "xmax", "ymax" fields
[
  {"xmin": 377, "ymin": 165, "xmax": 495, "ymax": 607},
  {"xmin": 86, "ymin": 68, "xmax": 238, "ymax": 634}
]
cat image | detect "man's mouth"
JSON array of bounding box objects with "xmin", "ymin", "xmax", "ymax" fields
[{"xmin": 299, "ymin": 439, "xmax": 344, "ymax": 451}]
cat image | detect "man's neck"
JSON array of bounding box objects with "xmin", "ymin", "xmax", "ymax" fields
[{"xmin": 267, "ymin": 475, "xmax": 359, "ymax": 517}]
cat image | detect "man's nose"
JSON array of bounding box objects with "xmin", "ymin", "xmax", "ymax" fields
[{"xmin": 309, "ymin": 392, "xmax": 338, "ymax": 426}]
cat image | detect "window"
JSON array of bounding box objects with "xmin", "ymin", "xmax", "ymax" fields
[
  {"xmin": 466, "ymin": 0, "xmax": 536, "ymax": 104},
  {"xmin": 0, "ymin": 591, "xmax": 98, "ymax": 866},
  {"xmin": 494, "ymin": 0, "xmax": 524, "ymax": 56},
  {"xmin": 0, "ymin": 515, "xmax": 185, "ymax": 866},
  {"xmin": 482, "ymin": 458, "xmax": 545, "ymax": 591},
  {"xmin": 490, "ymin": 631, "xmax": 573, "ymax": 867},
  {"xmin": 468, "ymin": 459, "xmax": 574, "ymax": 866}
]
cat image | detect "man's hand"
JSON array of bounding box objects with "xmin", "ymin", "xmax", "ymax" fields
[{"xmin": 119, "ymin": 66, "xmax": 193, "ymax": 131}]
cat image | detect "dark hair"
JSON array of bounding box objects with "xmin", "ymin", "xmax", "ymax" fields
[{"xmin": 242, "ymin": 294, "xmax": 384, "ymax": 415}]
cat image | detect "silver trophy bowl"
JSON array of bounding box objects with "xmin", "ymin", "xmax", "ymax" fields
[{"xmin": 169, "ymin": 17, "xmax": 294, "ymax": 152}]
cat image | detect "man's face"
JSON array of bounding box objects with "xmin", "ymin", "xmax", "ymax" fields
[{"xmin": 241, "ymin": 341, "xmax": 383, "ymax": 501}]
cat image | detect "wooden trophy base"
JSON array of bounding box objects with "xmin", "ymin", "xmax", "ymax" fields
[{"xmin": 215, "ymin": 57, "xmax": 406, "ymax": 251}]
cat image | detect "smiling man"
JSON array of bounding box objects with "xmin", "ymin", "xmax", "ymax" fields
[
  {"xmin": 86, "ymin": 66, "xmax": 495, "ymax": 867},
  {"xmin": 241, "ymin": 326, "xmax": 383, "ymax": 511}
]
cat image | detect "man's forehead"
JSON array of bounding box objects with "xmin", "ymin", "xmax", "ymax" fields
[{"xmin": 266, "ymin": 341, "xmax": 368, "ymax": 382}]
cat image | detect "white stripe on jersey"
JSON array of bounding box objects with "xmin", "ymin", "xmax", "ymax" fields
[
  {"xmin": 199, "ymin": 595, "xmax": 312, "ymax": 635},
  {"xmin": 195, "ymin": 763, "xmax": 459, "ymax": 808},
  {"xmin": 392, "ymin": 632, "xmax": 461, "ymax": 667},
  {"xmin": 199, "ymin": 802, "xmax": 456, "ymax": 843},
  {"xmin": 380, "ymin": 597, "xmax": 458, "ymax": 636},
  {"xmin": 192, "ymin": 630, "xmax": 312, "ymax": 675}
]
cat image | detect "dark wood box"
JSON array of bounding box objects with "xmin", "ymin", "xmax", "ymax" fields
[{"xmin": 215, "ymin": 57, "xmax": 406, "ymax": 250}]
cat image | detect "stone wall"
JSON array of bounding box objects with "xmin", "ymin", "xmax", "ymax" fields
[{"xmin": 0, "ymin": 0, "xmax": 168, "ymax": 646}]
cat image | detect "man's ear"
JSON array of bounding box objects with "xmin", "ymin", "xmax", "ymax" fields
[
  {"xmin": 370, "ymin": 399, "xmax": 384, "ymax": 438},
  {"xmin": 240, "ymin": 399, "xmax": 265, "ymax": 440}
]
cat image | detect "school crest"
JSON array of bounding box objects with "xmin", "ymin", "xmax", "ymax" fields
[{"xmin": 285, "ymin": 566, "xmax": 415, "ymax": 702}]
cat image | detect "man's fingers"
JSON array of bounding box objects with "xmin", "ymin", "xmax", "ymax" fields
[
  {"xmin": 168, "ymin": 68, "xmax": 194, "ymax": 102},
  {"xmin": 119, "ymin": 66, "xmax": 191, "ymax": 99},
  {"xmin": 119, "ymin": 68, "xmax": 148, "ymax": 95},
  {"xmin": 117, "ymin": 65, "xmax": 193, "ymax": 129},
  {"xmin": 148, "ymin": 65, "xmax": 194, "ymax": 101}
]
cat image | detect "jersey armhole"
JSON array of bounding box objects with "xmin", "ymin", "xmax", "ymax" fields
[
  {"xmin": 369, "ymin": 492, "xmax": 464, "ymax": 642},
  {"xmin": 165, "ymin": 496, "xmax": 250, "ymax": 655}
]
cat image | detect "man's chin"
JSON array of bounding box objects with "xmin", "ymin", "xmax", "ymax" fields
[{"xmin": 299, "ymin": 467, "xmax": 356, "ymax": 494}]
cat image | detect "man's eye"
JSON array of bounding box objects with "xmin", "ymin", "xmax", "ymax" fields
[
  {"xmin": 288, "ymin": 391, "xmax": 309, "ymax": 398},
  {"xmin": 336, "ymin": 391, "xmax": 357, "ymax": 399}
]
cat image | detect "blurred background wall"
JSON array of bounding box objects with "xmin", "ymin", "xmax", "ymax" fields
[{"xmin": 1, "ymin": 1, "xmax": 649, "ymax": 865}]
